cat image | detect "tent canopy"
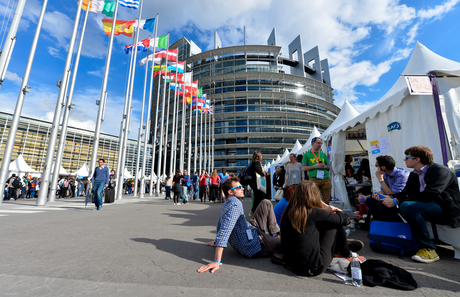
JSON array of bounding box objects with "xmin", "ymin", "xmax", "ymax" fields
[
  {"xmin": 51, "ymin": 163, "xmax": 70, "ymax": 176},
  {"xmin": 297, "ymin": 126, "xmax": 321, "ymax": 155},
  {"xmin": 321, "ymin": 101, "xmax": 360, "ymax": 140},
  {"xmin": 123, "ymin": 168, "xmax": 134, "ymax": 179},
  {"xmin": 72, "ymin": 163, "xmax": 90, "ymax": 177},
  {"xmin": 8, "ymin": 154, "xmax": 37, "ymax": 174}
]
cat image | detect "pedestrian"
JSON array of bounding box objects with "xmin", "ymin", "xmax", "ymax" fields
[
  {"xmin": 285, "ymin": 153, "xmax": 305, "ymax": 200},
  {"xmin": 249, "ymin": 151, "xmax": 266, "ymax": 215},
  {"xmin": 218, "ymin": 168, "xmax": 229, "ymax": 202},
  {"xmin": 181, "ymin": 169, "xmax": 190, "ymax": 204},
  {"xmin": 172, "ymin": 170, "xmax": 183, "ymax": 205},
  {"xmin": 199, "ymin": 169, "xmax": 209, "ymax": 203},
  {"xmin": 90, "ymin": 158, "xmax": 110, "ymax": 211},
  {"xmin": 20, "ymin": 176, "xmax": 27, "ymax": 199},
  {"xmin": 209, "ymin": 169, "xmax": 221, "ymax": 203},
  {"xmin": 60, "ymin": 177, "xmax": 69, "ymax": 198},
  {"xmin": 165, "ymin": 173, "xmax": 172, "ymax": 200},
  {"xmin": 70, "ymin": 176, "xmax": 76, "ymax": 198},
  {"xmin": 36, "ymin": 178, "xmax": 41, "ymax": 198},
  {"xmin": 29, "ymin": 177, "xmax": 37, "ymax": 199},
  {"xmin": 191, "ymin": 171, "xmax": 199, "ymax": 200}
]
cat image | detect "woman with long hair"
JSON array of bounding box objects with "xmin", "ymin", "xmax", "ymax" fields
[
  {"xmin": 284, "ymin": 153, "xmax": 304, "ymax": 200},
  {"xmin": 172, "ymin": 170, "xmax": 183, "ymax": 205},
  {"xmin": 165, "ymin": 173, "xmax": 172, "ymax": 200},
  {"xmin": 280, "ymin": 181, "xmax": 364, "ymax": 276},
  {"xmin": 250, "ymin": 151, "xmax": 266, "ymax": 214},
  {"xmin": 209, "ymin": 169, "xmax": 221, "ymax": 203}
]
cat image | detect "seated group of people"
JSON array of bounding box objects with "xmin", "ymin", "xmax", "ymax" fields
[{"xmin": 197, "ymin": 145, "xmax": 460, "ymax": 276}]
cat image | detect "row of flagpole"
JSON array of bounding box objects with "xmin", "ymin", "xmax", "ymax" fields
[{"xmin": 0, "ymin": 0, "xmax": 216, "ymax": 205}]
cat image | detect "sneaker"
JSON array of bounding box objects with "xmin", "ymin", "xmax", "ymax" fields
[
  {"xmin": 411, "ymin": 248, "xmax": 440, "ymax": 263},
  {"xmin": 177, "ymin": 202, "xmax": 181, "ymax": 205},
  {"xmin": 99, "ymin": 206, "xmax": 102, "ymax": 210},
  {"xmin": 334, "ymin": 253, "xmax": 366, "ymax": 263},
  {"xmin": 347, "ymin": 240, "xmax": 364, "ymax": 252},
  {"xmin": 174, "ymin": 203, "xmax": 176, "ymax": 205},
  {"xmin": 93, "ymin": 207, "xmax": 98, "ymax": 211}
]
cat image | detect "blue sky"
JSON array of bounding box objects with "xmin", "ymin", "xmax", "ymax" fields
[{"xmin": 0, "ymin": 0, "xmax": 459, "ymax": 140}]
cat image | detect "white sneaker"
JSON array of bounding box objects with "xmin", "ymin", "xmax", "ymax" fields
[
  {"xmin": 177, "ymin": 202, "xmax": 181, "ymax": 205},
  {"xmin": 174, "ymin": 203, "xmax": 176, "ymax": 205}
]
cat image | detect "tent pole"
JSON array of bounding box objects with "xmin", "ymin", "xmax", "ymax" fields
[{"xmin": 429, "ymin": 72, "xmax": 449, "ymax": 166}]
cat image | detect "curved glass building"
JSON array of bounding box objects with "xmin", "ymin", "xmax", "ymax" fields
[{"xmin": 155, "ymin": 31, "xmax": 340, "ymax": 173}]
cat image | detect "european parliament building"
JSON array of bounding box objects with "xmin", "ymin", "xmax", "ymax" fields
[{"xmin": 160, "ymin": 29, "xmax": 340, "ymax": 172}]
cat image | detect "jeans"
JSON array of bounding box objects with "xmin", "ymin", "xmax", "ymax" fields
[
  {"xmin": 400, "ymin": 201, "xmax": 444, "ymax": 250},
  {"xmin": 181, "ymin": 186, "xmax": 188, "ymax": 202},
  {"xmin": 93, "ymin": 182, "xmax": 105, "ymax": 209},
  {"xmin": 21, "ymin": 187, "xmax": 26, "ymax": 198},
  {"xmin": 165, "ymin": 186, "xmax": 171, "ymax": 199}
]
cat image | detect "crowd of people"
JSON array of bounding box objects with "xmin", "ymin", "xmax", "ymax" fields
[{"xmin": 197, "ymin": 142, "xmax": 460, "ymax": 278}]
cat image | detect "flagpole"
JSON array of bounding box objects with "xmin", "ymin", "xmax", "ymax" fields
[
  {"xmin": 194, "ymin": 97, "xmax": 198, "ymax": 174},
  {"xmin": 141, "ymin": 13, "xmax": 158, "ymax": 199},
  {"xmin": 155, "ymin": 33, "xmax": 170, "ymax": 195},
  {"xmin": 199, "ymin": 103, "xmax": 203, "ymax": 175},
  {"xmin": 169, "ymin": 66, "xmax": 179, "ymax": 174},
  {"xmin": 36, "ymin": 0, "xmax": 82, "ymax": 206},
  {"xmin": 133, "ymin": 44, "xmax": 150, "ymax": 197},
  {"xmin": 187, "ymin": 73, "xmax": 193, "ymax": 174},
  {"xmin": 115, "ymin": 21, "xmax": 136, "ymax": 201},
  {"xmin": 172, "ymin": 80, "xmax": 180, "ymax": 171},
  {"xmin": 162, "ymin": 74, "xmax": 172, "ymax": 178},
  {"xmin": 212, "ymin": 111, "xmax": 215, "ymax": 171},
  {"xmin": 118, "ymin": 0, "xmax": 145, "ymax": 199},
  {"xmin": 49, "ymin": 8, "xmax": 90, "ymax": 202},
  {"xmin": 150, "ymin": 67, "xmax": 161, "ymax": 196},
  {"xmin": 0, "ymin": 0, "xmax": 27, "ymax": 88},
  {"xmin": 209, "ymin": 108, "xmax": 212, "ymax": 172}
]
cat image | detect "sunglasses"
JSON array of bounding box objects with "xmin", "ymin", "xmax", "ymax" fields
[
  {"xmin": 230, "ymin": 185, "xmax": 243, "ymax": 191},
  {"xmin": 404, "ymin": 156, "xmax": 416, "ymax": 161}
]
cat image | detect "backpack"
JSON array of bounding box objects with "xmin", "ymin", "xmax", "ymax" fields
[
  {"xmin": 12, "ymin": 178, "xmax": 20, "ymax": 189},
  {"xmin": 369, "ymin": 221, "xmax": 417, "ymax": 257},
  {"xmin": 238, "ymin": 163, "xmax": 253, "ymax": 186}
]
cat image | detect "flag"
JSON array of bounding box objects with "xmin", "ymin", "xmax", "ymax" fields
[
  {"xmin": 119, "ymin": 0, "xmax": 139, "ymax": 9},
  {"xmin": 139, "ymin": 54, "xmax": 162, "ymax": 66},
  {"xmin": 170, "ymin": 83, "xmax": 183, "ymax": 92},
  {"xmin": 124, "ymin": 37, "xmax": 150, "ymax": 54},
  {"xmin": 102, "ymin": 18, "xmax": 135, "ymax": 37},
  {"xmin": 134, "ymin": 18, "xmax": 155, "ymax": 33},
  {"xmin": 155, "ymin": 48, "xmax": 177, "ymax": 60},
  {"xmin": 183, "ymin": 72, "xmax": 192, "ymax": 83},
  {"xmin": 81, "ymin": 0, "xmax": 116, "ymax": 17}
]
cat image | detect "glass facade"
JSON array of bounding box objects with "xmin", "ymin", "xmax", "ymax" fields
[{"xmin": 0, "ymin": 112, "xmax": 152, "ymax": 176}]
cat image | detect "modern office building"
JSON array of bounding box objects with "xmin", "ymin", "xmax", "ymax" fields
[
  {"xmin": 152, "ymin": 28, "xmax": 340, "ymax": 172},
  {"xmin": 0, "ymin": 112, "xmax": 153, "ymax": 176}
]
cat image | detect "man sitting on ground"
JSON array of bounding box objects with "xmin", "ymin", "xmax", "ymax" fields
[
  {"xmin": 380, "ymin": 146, "xmax": 460, "ymax": 263},
  {"xmin": 356, "ymin": 155, "xmax": 409, "ymax": 224},
  {"xmin": 197, "ymin": 176, "xmax": 280, "ymax": 273}
]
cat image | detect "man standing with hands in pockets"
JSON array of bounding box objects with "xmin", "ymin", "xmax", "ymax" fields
[
  {"xmin": 90, "ymin": 159, "xmax": 110, "ymax": 211},
  {"xmin": 302, "ymin": 137, "xmax": 332, "ymax": 204}
]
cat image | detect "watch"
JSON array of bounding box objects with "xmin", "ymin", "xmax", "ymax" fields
[{"xmin": 378, "ymin": 179, "xmax": 384, "ymax": 183}]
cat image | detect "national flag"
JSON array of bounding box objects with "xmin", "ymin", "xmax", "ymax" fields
[
  {"xmin": 163, "ymin": 73, "xmax": 183, "ymax": 82},
  {"xmin": 155, "ymin": 48, "xmax": 177, "ymax": 61},
  {"xmin": 81, "ymin": 0, "xmax": 116, "ymax": 17},
  {"xmin": 124, "ymin": 37, "xmax": 150, "ymax": 54},
  {"xmin": 119, "ymin": 0, "xmax": 139, "ymax": 9},
  {"xmin": 170, "ymin": 83, "xmax": 183, "ymax": 92},
  {"xmin": 102, "ymin": 18, "xmax": 135, "ymax": 37},
  {"xmin": 133, "ymin": 18, "xmax": 156, "ymax": 33},
  {"xmin": 152, "ymin": 64, "xmax": 183, "ymax": 73}
]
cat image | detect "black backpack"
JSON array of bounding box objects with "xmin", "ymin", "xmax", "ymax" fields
[
  {"xmin": 12, "ymin": 178, "xmax": 21, "ymax": 189},
  {"xmin": 238, "ymin": 163, "xmax": 253, "ymax": 186}
]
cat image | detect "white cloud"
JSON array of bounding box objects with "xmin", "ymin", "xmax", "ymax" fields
[
  {"xmin": 5, "ymin": 71, "xmax": 22, "ymax": 85},
  {"xmin": 405, "ymin": 23, "xmax": 419, "ymax": 45},
  {"xmin": 88, "ymin": 68, "xmax": 104, "ymax": 78},
  {"xmin": 350, "ymin": 100, "xmax": 379, "ymax": 113},
  {"xmin": 47, "ymin": 46, "xmax": 61, "ymax": 58},
  {"xmin": 418, "ymin": 0, "xmax": 460, "ymax": 20}
]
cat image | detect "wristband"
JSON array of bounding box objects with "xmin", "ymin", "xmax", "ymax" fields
[
  {"xmin": 214, "ymin": 260, "xmax": 222, "ymax": 265},
  {"xmin": 393, "ymin": 198, "xmax": 399, "ymax": 208}
]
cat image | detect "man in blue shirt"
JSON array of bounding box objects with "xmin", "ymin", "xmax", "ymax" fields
[
  {"xmin": 90, "ymin": 159, "xmax": 110, "ymax": 210},
  {"xmin": 364, "ymin": 155, "xmax": 409, "ymax": 223},
  {"xmin": 197, "ymin": 176, "xmax": 280, "ymax": 273},
  {"xmin": 191, "ymin": 171, "xmax": 199, "ymax": 200},
  {"xmin": 181, "ymin": 169, "xmax": 190, "ymax": 204}
]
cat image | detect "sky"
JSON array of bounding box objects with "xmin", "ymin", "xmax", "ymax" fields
[{"xmin": 0, "ymin": 0, "xmax": 459, "ymax": 141}]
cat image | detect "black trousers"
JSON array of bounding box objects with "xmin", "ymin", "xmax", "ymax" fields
[
  {"xmin": 173, "ymin": 191, "xmax": 180, "ymax": 204},
  {"xmin": 199, "ymin": 185, "xmax": 207, "ymax": 202},
  {"xmin": 251, "ymin": 188, "xmax": 266, "ymax": 213},
  {"xmin": 314, "ymin": 225, "xmax": 350, "ymax": 275}
]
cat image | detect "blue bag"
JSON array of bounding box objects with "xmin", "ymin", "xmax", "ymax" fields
[{"xmin": 369, "ymin": 221, "xmax": 417, "ymax": 257}]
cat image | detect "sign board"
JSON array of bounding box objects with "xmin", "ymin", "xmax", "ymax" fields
[
  {"xmin": 387, "ymin": 122, "xmax": 401, "ymax": 132},
  {"xmin": 404, "ymin": 76, "xmax": 432, "ymax": 95}
]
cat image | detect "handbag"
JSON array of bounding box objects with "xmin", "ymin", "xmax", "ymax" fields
[
  {"xmin": 256, "ymin": 173, "xmax": 266, "ymax": 193},
  {"xmin": 274, "ymin": 188, "xmax": 284, "ymax": 201}
]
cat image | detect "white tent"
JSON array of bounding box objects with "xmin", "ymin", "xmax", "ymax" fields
[
  {"xmin": 51, "ymin": 163, "xmax": 70, "ymax": 176},
  {"xmin": 278, "ymin": 148, "xmax": 291, "ymax": 164},
  {"xmin": 297, "ymin": 126, "xmax": 321, "ymax": 155},
  {"xmin": 290, "ymin": 140, "xmax": 303, "ymax": 155},
  {"xmin": 72, "ymin": 163, "xmax": 90, "ymax": 177},
  {"xmin": 123, "ymin": 168, "xmax": 134, "ymax": 179},
  {"xmin": 8, "ymin": 154, "xmax": 37, "ymax": 174},
  {"xmin": 325, "ymin": 41, "xmax": 460, "ymax": 210},
  {"xmin": 275, "ymin": 155, "xmax": 281, "ymax": 162}
]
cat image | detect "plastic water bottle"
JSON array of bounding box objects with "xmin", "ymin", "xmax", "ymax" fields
[
  {"xmin": 350, "ymin": 253, "xmax": 363, "ymax": 287},
  {"xmin": 350, "ymin": 221, "xmax": 356, "ymax": 232}
]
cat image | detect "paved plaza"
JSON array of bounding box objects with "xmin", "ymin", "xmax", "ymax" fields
[{"xmin": 0, "ymin": 195, "xmax": 459, "ymax": 296}]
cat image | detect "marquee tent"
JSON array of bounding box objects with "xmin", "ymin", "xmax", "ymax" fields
[
  {"xmin": 72, "ymin": 163, "xmax": 90, "ymax": 177},
  {"xmin": 123, "ymin": 168, "xmax": 134, "ymax": 179},
  {"xmin": 51, "ymin": 163, "xmax": 70, "ymax": 176},
  {"xmin": 8, "ymin": 155, "xmax": 37, "ymax": 175},
  {"xmin": 278, "ymin": 140, "xmax": 303, "ymax": 164},
  {"xmin": 323, "ymin": 41, "xmax": 460, "ymax": 211},
  {"xmin": 297, "ymin": 126, "xmax": 321, "ymax": 155}
]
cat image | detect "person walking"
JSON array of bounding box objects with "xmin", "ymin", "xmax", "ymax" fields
[
  {"xmin": 172, "ymin": 170, "xmax": 183, "ymax": 205},
  {"xmin": 209, "ymin": 169, "xmax": 221, "ymax": 203},
  {"xmin": 29, "ymin": 177, "xmax": 37, "ymax": 199},
  {"xmin": 249, "ymin": 151, "xmax": 266, "ymax": 215},
  {"xmin": 199, "ymin": 170, "xmax": 209, "ymax": 203},
  {"xmin": 90, "ymin": 159, "xmax": 110, "ymax": 211},
  {"xmin": 60, "ymin": 178, "xmax": 69, "ymax": 198},
  {"xmin": 181, "ymin": 169, "xmax": 190, "ymax": 204},
  {"xmin": 165, "ymin": 173, "xmax": 172, "ymax": 200}
]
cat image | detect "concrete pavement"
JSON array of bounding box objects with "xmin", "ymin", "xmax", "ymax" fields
[{"xmin": 0, "ymin": 195, "xmax": 459, "ymax": 296}]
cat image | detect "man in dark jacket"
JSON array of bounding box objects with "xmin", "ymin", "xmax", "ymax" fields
[{"xmin": 380, "ymin": 146, "xmax": 460, "ymax": 264}]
